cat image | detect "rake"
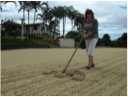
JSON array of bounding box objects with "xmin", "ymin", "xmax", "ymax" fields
[{"xmin": 61, "ymin": 36, "xmax": 84, "ymax": 73}]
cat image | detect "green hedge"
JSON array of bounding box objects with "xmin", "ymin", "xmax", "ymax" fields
[
  {"xmin": 1, "ymin": 38, "xmax": 51, "ymax": 50},
  {"xmin": 1, "ymin": 38, "xmax": 42, "ymax": 46}
]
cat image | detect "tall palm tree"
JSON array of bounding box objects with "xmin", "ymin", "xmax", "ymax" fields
[
  {"xmin": 18, "ymin": 2, "xmax": 25, "ymax": 20},
  {"xmin": 57, "ymin": 6, "xmax": 64, "ymax": 37},
  {"xmin": 30, "ymin": 1, "xmax": 41, "ymax": 35},
  {"xmin": 74, "ymin": 13, "xmax": 84, "ymax": 31},
  {"xmin": 37, "ymin": 5, "xmax": 59, "ymax": 40},
  {"xmin": 36, "ymin": 2, "xmax": 48, "ymax": 34},
  {"xmin": 44, "ymin": 7, "xmax": 54, "ymax": 36},
  {"xmin": 40, "ymin": 1, "xmax": 49, "ymax": 34},
  {"xmin": 25, "ymin": 1, "xmax": 33, "ymax": 35},
  {"xmin": 52, "ymin": 6, "xmax": 63, "ymax": 37},
  {"xmin": 50, "ymin": 19, "xmax": 59, "ymax": 40},
  {"xmin": 67, "ymin": 6, "xmax": 79, "ymax": 31},
  {"xmin": 31, "ymin": 1, "xmax": 41, "ymax": 24},
  {"xmin": 61, "ymin": 6, "xmax": 68, "ymax": 38},
  {"xmin": 45, "ymin": 7, "xmax": 60, "ymax": 39},
  {"xmin": 36, "ymin": 13, "xmax": 45, "ymax": 34},
  {"xmin": 18, "ymin": 1, "xmax": 27, "ymax": 35}
]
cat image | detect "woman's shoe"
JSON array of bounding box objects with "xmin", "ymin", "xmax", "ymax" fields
[
  {"xmin": 91, "ymin": 64, "xmax": 95, "ymax": 67},
  {"xmin": 85, "ymin": 65, "xmax": 91, "ymax": 69}
]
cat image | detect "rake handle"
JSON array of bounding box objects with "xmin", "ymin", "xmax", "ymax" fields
[{"xmin": 62, "ymin": 37, "xmax": 84, "ymax": 73}]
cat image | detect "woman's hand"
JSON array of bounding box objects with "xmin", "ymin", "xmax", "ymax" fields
[
  {"xmin": 83, "ymin": 32, "xmax": 93, "ymax": 39},
  {"xmin": 83, "ymin": 34, "xmax": 88, "ymax": 39},
  {"xmin": 81, "ymin": 29, "xmax": 86, "ymax": 35}
]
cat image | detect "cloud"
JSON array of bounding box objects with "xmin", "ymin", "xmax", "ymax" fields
[{"xmin": 119, "ymin": 5, "xmax": 127, "ymax": 9}]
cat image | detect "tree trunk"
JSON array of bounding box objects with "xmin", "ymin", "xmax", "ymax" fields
[
  {"xmin": 59, "ymin": 18, "xmax": 60, "ymax": 38},
  {"xmin": 28, "ymin": 10, "xmax": 30, "ymax": 38},
  {"xmin": 31, "ymin": 10, "xmax": 36, "ymax": 39},
  {"xmin": 63, "ymin": 16, "xmax": 64, "ymax": 38},
  {"xmin": 71, "ymin": 19, "xmax": 73, "ymax": 31},
  {"xmin": 64, "ymin": 16, "xmax": 66, "ymax": 38},
  {"xmin": 23, "ymin": 8, "xmax": 25, "ymax": 39},
  {"xmin": 33, "ymin": 11, "xmax": 36, "ymax": 24},
  {"xmin": 21, "ymin": 18, "xmax": 24, "ymax": 41}
]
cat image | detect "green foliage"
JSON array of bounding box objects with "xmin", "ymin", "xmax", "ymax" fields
[
  {"xmin": 97, "ymin": 38, "xmax": 105, "ymax": 47},
  {"xmin": 1, "ymin": 19, "xmax": 20, "ymax": 38},
  {"xmin": 120, "ymin": 33, "xmax": 127, "ymax": 41},
  {"xmin": 116, "ymin": 33, "xmax": 127, "ymax": 47},
  {"xmin": 97, "ymin": 33, "xmax": 127, "ymax": 48},
  {"xmin": 1, "ymin": 38, "xmax": 50, "ymax": 50},
  {"xmin": 102, "ymin": 34, "xmax": 111, "ymax": 46},
  {"xmin": 66, "ymin": 31, "xmax": 127, "ymax": 48},
  {"xmin": 65, "ymin": 31, "xmax": 82, "ymax": 42},
  {"xmin": 2, "ymin": 38, "xmax": 35, "ymax": 46}
]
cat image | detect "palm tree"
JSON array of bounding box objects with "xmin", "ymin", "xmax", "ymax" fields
[
  {"xmin": 61, "ymin": 6, "xmax": 68, "ymax": 38},
  {"xmin": 31, "ymin": 1, "xmax": 41, "ymax": 24},
  {"xmin": 44, "ymin": 7, "xmax": 54, "ymax": 36},
  {"xmin": 30, "ymin": 1, "xmax": 41, "ymax": 35},
  {"xmin": 25, "ymin": 2, "xmax": 33, "ymax": 35},
  {"xmin": 51, "ymin": 6, "xmax": 67, "ymax": 38},
  {"xmin": 67, "ymin": 6, "xmax": 79, "ymax": 31},
  {"xmin": 19, "ymin": 1, "xmax": 38, "ymax": 38},
  {"xmin": 36, "ymin": 13, "xmax": 45, "ymax": 34},
  {"xmin": 52, "ymin": 6, "xmax": 63, "ymax": 37},
  {"xmin": 18, "ymin": 1, "xmax": 27, "ymax": 36},
  {"xmin": 36, "ymin": 2, "xmax": 48, "ymax": 34},
  {"xmin": 45, "ymin": 7, "xmax": 60, "ymax": 40},
  {"xmin": 37, "ymin": 4, "xmax": 59, "ymax": 41},
  {"xmin": 74, "ymin": 13, "xmax": 84, "ymax": 31},
  {"xmin": 40, "ymin": 1, "xmax": 49, "ymax": 34},
  {"xmin": 50, "ymin": 20, "xmax": 59, "ymax": 40}
]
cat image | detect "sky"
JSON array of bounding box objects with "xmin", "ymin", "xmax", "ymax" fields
[{"xmin": 1, "ymin": 0, "xmax": 127, "ymax": 40}]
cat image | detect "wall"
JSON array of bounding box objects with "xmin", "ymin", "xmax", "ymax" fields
[{"xmin": 59, "ymin": 38, "xmax": 75, "ymax": 48}]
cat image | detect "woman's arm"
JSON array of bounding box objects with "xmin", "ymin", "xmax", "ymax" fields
[{"xmin": 84, "ymin": 32, "xmax": 93, "ymax": 39}]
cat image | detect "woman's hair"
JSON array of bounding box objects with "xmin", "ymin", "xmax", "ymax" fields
[{"xmin": 85, "ymin": 9, "xmax": 94, "ymax": 19}]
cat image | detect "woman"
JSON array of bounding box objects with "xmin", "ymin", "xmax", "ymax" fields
[{"xmin": 83, "ymin": 9, "xmax": 98, "ymax": 69}]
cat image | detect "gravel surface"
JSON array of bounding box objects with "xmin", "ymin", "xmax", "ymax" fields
[{"xmin": 1, "ymin": 48, "xmax": 127, "ymax": 96}]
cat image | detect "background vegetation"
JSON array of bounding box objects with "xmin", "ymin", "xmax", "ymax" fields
[{"xmin": 66, "ymin": 31, "xmax": 127, "ymax": 48}]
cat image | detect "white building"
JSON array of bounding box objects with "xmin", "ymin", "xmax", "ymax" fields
[{"xmin": 24, "ymin": 23, "xmax": 59, "ymax": 38}]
